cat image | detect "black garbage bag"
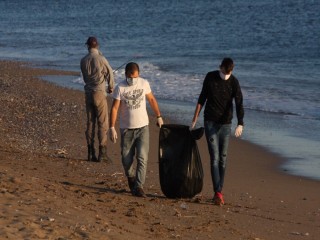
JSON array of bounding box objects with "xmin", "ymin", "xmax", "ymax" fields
[{"xmin": 159, "ymin": 124, "xmax": 204, "ymax": 198}]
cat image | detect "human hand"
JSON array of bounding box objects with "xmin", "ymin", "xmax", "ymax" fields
[
  {"xmin": 107, "ymin": 87, "xmax": 113, "ymax": 94},
  {"xmin": 109, "ymin": 127, "xmax": 117, "ymax": 143},
  {"xmin": 157, "ymin": 116, "xmax": 164, "ymax": 128},
  {"xmin": 190, "ymin": 115, "xmax": 198, "ymax": 130},
  {"xmin": 190, "ymin": 121, "xmax": 196, "ymax": 131},
  {"xmin": 235, "ymin": 125, "xmax": 243, "ymax": 137}
]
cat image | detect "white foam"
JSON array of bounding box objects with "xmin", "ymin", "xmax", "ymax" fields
[
  {"xmin": 71, "ymin": 61, "xmax": 319, "ymax": 120},
  {"xmin": 71, "ymin": 75, "xmax": 85, "ymax": 86}
]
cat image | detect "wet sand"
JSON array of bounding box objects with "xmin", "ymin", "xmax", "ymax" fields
[{"xmin": 0, "ymin": 60, "xmax": 319, "ymax": 239}]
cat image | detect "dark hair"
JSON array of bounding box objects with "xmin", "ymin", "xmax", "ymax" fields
[
  {"xmin": 125, "ymin": 62, "xmax": 140, "ymax": 76},
  {"xmin": 86, "ymin": 36, "xmax": 98, "ymax": 49},
  {"xmin": 220, "ymin": 58, "xmax": 234, "ymax": 74}
]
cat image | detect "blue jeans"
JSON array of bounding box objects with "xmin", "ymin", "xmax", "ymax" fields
[
  {"xmin": 204, "ymin": 121, "xmax": 231, "ymax": 194},
  {"xmin": 120, "ymin": 126, "xmax": 149, "ymax": 189}
]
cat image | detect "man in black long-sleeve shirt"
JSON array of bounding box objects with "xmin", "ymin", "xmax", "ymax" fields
[{"xmin": 191, "ymin": 58, "xmax": 244, "ymax": 206}]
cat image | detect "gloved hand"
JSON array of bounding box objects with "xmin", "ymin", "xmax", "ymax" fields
[
  {"xmin": 109, "ymin": 127, "xmax": 117, "ymax": 143},
  {"xmin": 190, "ymin": 121, "xmax": 196, "ymax": 130},
  {"xmin": 235, "ymin": 125, "xmax": 243, "ymax": 137},
  {"xmin": 157, "ymin": 116, "xmax": 164, "ymax": 128},
  {"xmin": 190, "ymin": 115, "xmax": 198, "ymax": 130},
  {"xmin": 107, "ymin": 86, "xmax": 113, "ymax": 94}
]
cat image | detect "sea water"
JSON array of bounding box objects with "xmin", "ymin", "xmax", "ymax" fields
[{"xmin": 1, "ymin": 0, "xmax": 319, "ymax": 180}]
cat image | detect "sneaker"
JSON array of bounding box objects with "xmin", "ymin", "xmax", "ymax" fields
[
  {"xmin": 127, "ymin": 176, "xmax": 135, "ymax": 192},
  {"xmin": 134, "ymin": 187, "xmax": 147, "ymax": 198},
  {"xmin": 213, "ymin": 192, "xmax": 224, "ymax": 206}
]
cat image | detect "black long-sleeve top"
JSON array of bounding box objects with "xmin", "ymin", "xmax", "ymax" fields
[{"xmin": 198, "ymin": 70, "xmax": 244, "ymax": 126}]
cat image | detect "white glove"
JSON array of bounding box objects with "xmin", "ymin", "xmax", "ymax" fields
[
  {"xmin": 157, "ymin": 116, "xmax": 164, "ymax": 128},
  {"xmin": 190, "ymin": 121, "xmax": 196, "ymax": 130},
  {"xmin": 109, "ymin": 127, "xmax": 117, "ymax": 143},
  {"xmin": 235, "ymin": 125, "xmax": 243, "ymax": 137},
  {"xmin": 190, "ymin": 116, "xmax": 198, "ymax": 130}
]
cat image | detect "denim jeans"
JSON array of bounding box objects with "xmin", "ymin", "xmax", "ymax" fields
[
  {"xmin": 85, "ymin": 91, "xmax": 108, "ymax": 147},
  {"xmin": 120, "ymin": 126, "xmax": 149, "ymax": 189},
  {"xmin": 204, "ymin": 121, "xmax": 231, "ymax": 194}
]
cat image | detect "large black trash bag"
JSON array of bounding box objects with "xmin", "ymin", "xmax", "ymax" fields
[{"xmin": 159, "ymin": 124, "xmax": 204, "ymax": 198}]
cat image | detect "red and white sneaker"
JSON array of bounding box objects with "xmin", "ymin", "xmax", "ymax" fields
[{"xmin": 213, "ymin": 192, "xmax": 224, "ymax": 206}]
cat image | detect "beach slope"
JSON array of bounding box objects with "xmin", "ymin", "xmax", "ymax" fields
[{"xmin": 0, "ymin": 61, "xmax": 319, "ymax": 240}]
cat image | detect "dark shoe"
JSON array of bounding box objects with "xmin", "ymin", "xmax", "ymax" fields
[
  {"xmin": 87, "ymin": 144, "xmax": 98, "ymax": 162},
  {"xmin": 134, "ymin": 187, "xmax": 147, "ymax": 198},
  {"xmin": 127, "ymin": 177, "xmax": 136, "ymax": 192},
  {"xmin": 98, "ymin": 146, "xmax": 112, "ymax": 163},
  {"xmin": 91, "ymin": 145, "xmax": 98, "ymax": 162}
]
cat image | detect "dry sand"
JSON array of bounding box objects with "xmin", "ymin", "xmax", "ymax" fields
[{"xmin": 0, "ymin": 60, "xmax": 319, "ymax": 240}]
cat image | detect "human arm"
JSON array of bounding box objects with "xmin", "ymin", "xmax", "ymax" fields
[
  {"xmin": 190, "ymin": 103, "xmax": 203, "ymax": 129},
  {"xmin": 190, "ymin": 74, "xmax": 208, "ymax": 129},
  {"xmin": 109, "ymin": 99, "xmax": 120, "ymax": 143},
  {"xmin": 146, "ymin": 92, "xmax": 163, "ymax": 127},
  {"xmin": 103, "ymin": 58, "xmax": 114, "ymax": 93},
  {"xmin": 109, "ymin": 99, "xmax": 120, "ymax": 128},
  {"xmin": 233, "ymin": 78, "xmax": 244, "ymax": 137}
]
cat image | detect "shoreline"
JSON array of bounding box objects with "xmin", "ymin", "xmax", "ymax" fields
[
  {"xmin": 41, "ymin": 71, "xmax": 320, "ymax": 182},
  {"xmin": 2, "ymin": 59, "xmax": 319, "ymax": 185},
  {"xmin": 1, "ymin": 60, "xmax": 319, "ymax": 239},
  {"xmin": 10, "ymin": 60, "xmax": 301, "ymax": 180}
]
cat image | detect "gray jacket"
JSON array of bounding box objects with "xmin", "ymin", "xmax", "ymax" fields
[{"xmin": 80, "ymin": 48, "xmax": 114, "ymax": 93}]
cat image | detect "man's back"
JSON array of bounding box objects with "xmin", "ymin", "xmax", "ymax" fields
[{"xmin": 81, "ymin": 48, "xmax": 107, "ymax": 93}]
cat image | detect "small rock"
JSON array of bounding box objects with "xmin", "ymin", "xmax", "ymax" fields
[{"xmin": 180, "ymin": 203, "xmax": 187, "ymax": 210}]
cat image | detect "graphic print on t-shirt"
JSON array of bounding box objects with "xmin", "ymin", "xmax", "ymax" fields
[{"xmin": 122, "ymin": 89, "xmax": 144, "ymax": 110}]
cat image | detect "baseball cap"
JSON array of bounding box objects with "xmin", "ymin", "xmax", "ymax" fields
[{"xmin": 85, "ymin": 37, "xmax": 98, "ymax": 48}]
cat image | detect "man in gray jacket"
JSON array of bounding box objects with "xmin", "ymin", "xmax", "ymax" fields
[{"xmin": 80, "ymin": 36, "xmax": 114, "ymax": 162}]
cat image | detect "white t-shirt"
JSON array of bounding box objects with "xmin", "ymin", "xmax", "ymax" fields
[{"xmin": 113, "ymin": 77, "xmax": 152, "ymax": 129}]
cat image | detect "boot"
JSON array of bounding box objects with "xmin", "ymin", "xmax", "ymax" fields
[
  {"xmin": 127, "ymin": 176, "xmax": 136, "ymax": 193},
  {"xmin": 87, "ymin": 145, "xmax": 98, "ymax": 162},
  {"xmin": 91, "ymin": 145, "xmax": 98, "ymax": 162},
  {"xmin": 98, "ymin": 145, "xmax": 112, "ymax": 163}
]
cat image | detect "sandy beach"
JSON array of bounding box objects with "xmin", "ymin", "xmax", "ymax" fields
[{"xmin": 0, "ymin": 60, "xmax": 319, "ymax": 240}]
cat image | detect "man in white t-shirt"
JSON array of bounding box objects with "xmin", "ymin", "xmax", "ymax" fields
[{"xmin": 109, "ymin": 62, "xmax": 163, "ymax": 197}]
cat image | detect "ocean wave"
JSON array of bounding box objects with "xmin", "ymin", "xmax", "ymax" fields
[
  {"xmin": 69, "ymin": 61, "xmax": 320, "ymax": 121},
  {"xmin": 245, "ymin": 106, "xmax": 320, "ymax": 121}
]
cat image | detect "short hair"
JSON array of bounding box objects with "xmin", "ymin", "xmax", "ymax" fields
[
  {"xmin": 86, "ymin": 36, "xmax": 98, "ymax": 49},
  {"xmin": 220, "ymin": 58, "xmax": 234, "ymax": 74},
  {"xmin": 125, "ymin": 62, "xmax": 140, "ymax": 76}
]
